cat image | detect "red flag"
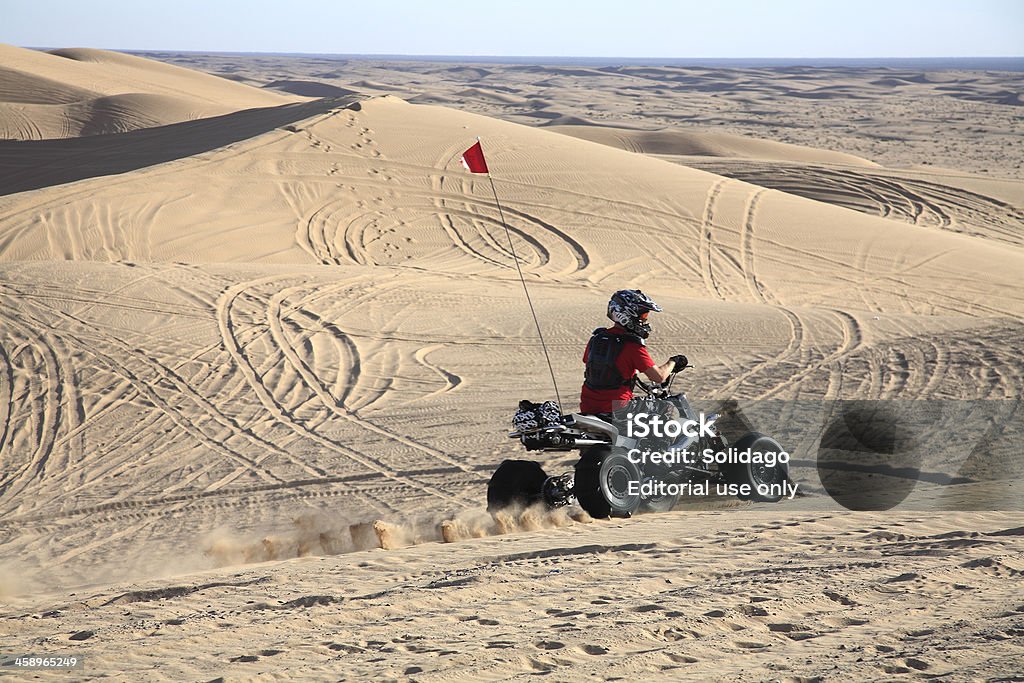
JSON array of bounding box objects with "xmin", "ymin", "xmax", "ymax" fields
[{"xmin": 461, "ymin": 141, "xmax": 489, "ymax": 174}]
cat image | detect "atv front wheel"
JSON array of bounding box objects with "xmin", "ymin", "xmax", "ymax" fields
[
  {"xmin": 638, "ymin": 474, "xmax": 680, "ymax": 513},
  {"xmin": 574, "ymin": 448, "xmax": 641, "ymax": 518},
  {"xmin": 724, "ymin": 432, "xmax": 788, "ymax": 503},
  {"xmin": 487, "ymin": 459, "xmax": 548, "ymax": 514}
]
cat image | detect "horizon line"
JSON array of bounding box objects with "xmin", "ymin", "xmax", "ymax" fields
[{"xmin": 20, "ymin": 46, "xmax": 1024, "ymax": 62}]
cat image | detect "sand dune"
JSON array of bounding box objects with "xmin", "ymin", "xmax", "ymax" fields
[
  {"xmin": 669, "ymin": 158, "xmax": 1024, "ymax": 247},
  {"xmin": 0, "ymin": 50, "xmax": 1021, "ymax": 680},
  {"xmin": 0, "ymin": 97, "xmax": 356, "ymax": 195},
  {"xmin": 451, "ymin": 87, "xmax": 532, "ymax": 105},
  {"xmin": 549, "ymin": 124, "xmax": 881, "ymax": 166},
  {"xmin": 146, "ymin": 53, "xmax": 1024, "ymax": 178},
  {"xmin": 1, "ymin": 89, "xmax": 1019, "ymax": 572},
  {"xmin": 263, "ymin": 80, "xmax": 358, "ymax": 98},
  {"xmin": 0, "ymin": 92, "xmax": 206, "ymax": 140},
  {"xmin": 0, "ymin": 44, "xmax": 302, "ymax": 140},
  {"xmin": 0, "ymin": 95, "xmax": 1020, "ymax": 314}
]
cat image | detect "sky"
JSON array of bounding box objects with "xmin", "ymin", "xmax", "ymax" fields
[{"xmin": 2, "ymin": 0, "xmax": 1022, "ymax": 58}]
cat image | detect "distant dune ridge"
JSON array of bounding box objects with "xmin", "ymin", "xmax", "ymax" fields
[
  {"xmin": 262, "ymin": 80, "xmax": 358, "ymax": 97},
  {"xmin": 0, "ymin": 44, "xmax": 301, "ymax": 139},
  {"xmin": 549, "ymin": 124, "xmax": 882, "ymax": 166},
  {"xmin": 0, "ymin": 47, "xmax": 1022, "ymax": 681},
  {"xmin": 140, "ymin": 52, "xmax": 1024, "ymax": 178}
]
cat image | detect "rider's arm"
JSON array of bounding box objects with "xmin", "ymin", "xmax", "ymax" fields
[{"xmin": 642, "ymin": 359, "xmax": 676, "ymax": 384}]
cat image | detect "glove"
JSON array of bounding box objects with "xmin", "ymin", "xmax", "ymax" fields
[{"xmin": 669, "ymin": 354, "xmax": 688, "ymax": 373}]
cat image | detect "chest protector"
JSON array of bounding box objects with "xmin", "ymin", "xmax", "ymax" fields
[{"xmin": 584, "ymin": 328, "xmax": 644, "ymax": 391}]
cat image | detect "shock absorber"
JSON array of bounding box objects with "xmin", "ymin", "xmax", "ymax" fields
[{"xmin": 542, "ymin": 474, "xmax": 575, "ymax": 507}]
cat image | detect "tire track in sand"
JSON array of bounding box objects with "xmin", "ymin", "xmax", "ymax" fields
[
  {"xmin": 0, "ymin": 471, "xmax": 415, "ymax": 534},
  {"xmin": 267, "ymin": 277, "xmax": 470, "ymax": 414},
  {"xmin": 739, "ymin": 188, "xmax": 772, "ymax": 304},
  {"xmin": 218, "ymin": 277, "xmax": 472, "ymax": 509},
  {"xmin": 5, "ymin": 293, "xmax": 288, "ymax": 488},
  {"xmin": 267, "ymin": 282, "xmax": 477, "ymax": 475},
  {"xmin": 440, "ymin": 148, "xmax": 589, "ymax": 276},
  {"xmin": 759, "ymin": 308, "xmax": 866, "ymax": 399},
  {"xmin": 715, "ymin": 305, "xmax": 807, "ymax": 399},
  {"xmin": 0, "ymin": 340, "xmax": 13, "ymax": 462},
  {"xmin": 411, "ymin": 344, "xmax": 463, "ymax": 403},
  {"xmin": 0, "ymin": 318, "xmax": 63, "ymax": 502},
  {"xmin": 699, "ymin": 178, "xmax": 729, "ymax": 300},
  {"xmin": 684, "ymin": 159, "xmax": 1024, "ymax": 246},
  {"xmin": 301, "ymin": 186, "xmax": 588, "ymax": 277}
]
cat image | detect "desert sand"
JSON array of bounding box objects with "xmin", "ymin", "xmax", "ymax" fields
[
  {"xmin": 0, "ymin": 45, "xmax": 1021, "ymax": 680},
  {"xmin": 145, "ymin": 52, "xmax": 1024, "ymax": 179}
]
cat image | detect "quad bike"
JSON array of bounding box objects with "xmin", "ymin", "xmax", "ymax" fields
[{"xmin": 488, "ymin": 359, "xmax": 790, "ymax": 519}]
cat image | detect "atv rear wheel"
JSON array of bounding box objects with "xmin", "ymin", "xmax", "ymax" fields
[
  {"xmin": 487, "ymin": 459, "xmax": 548, "ymax": 514},
  {"xmin": 724, "ymin": 432, "xmax": 788, "ymax": 503},
  {"xmin": 574, "ymin": 448, "xmax": 641, "ymax": 519}
]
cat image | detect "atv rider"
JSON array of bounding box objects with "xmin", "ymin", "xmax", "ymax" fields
[{"xmin": 581, "ymin": 289, "xmax": 687, "ymax": 418}]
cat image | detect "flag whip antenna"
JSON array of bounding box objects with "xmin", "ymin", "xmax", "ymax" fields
[{"xmin": 467, "ymin": 138, "xmax": 563, "ymax": 409}]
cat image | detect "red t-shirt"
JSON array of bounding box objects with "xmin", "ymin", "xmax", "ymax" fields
[{"xmin": 580, "ymin": 324, "xmax": 655, "ymax": 414}]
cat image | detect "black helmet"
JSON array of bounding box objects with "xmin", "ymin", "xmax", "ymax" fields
[{"xmin": 607, "ymin": 289, "xmax": 662, "ymax": 338}]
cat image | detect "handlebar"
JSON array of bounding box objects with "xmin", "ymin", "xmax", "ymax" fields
[
  {"xmin": 636, "ymin": 368, "xmax": 692, "ymax": 396},
  {"xmin": 634, "ymin": 377, "xmax": 658, "ymax": 395},
  {"xmin": 635, "ymin": 355, "xmax": 697, "ymax": 394}
]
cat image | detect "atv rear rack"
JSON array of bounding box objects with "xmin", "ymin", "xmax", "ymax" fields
[{"xmin": 509, "ymin": 413, "xmax": 623, "ymax": 451}]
